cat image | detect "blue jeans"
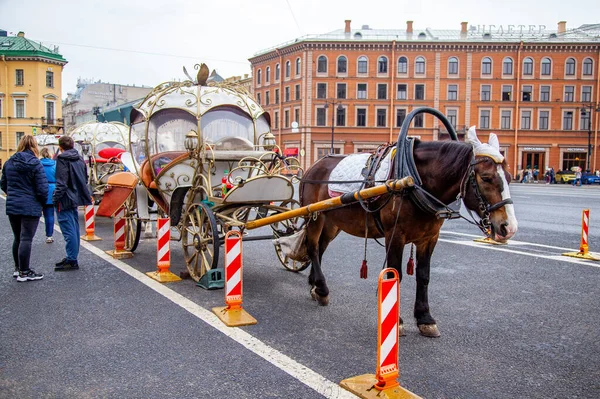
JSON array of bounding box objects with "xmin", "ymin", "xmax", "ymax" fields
[
  {"xmin": 57, "ymin": 207, "xmax": 80, "ymax": 261},
  {"xmin": 43, "ymin": 205, "xmax": 55, "ymax": 237}
]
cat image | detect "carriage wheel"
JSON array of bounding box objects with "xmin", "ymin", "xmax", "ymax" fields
[
  {"xmin": 122, "ymin": 193, "xmax": 142, "ymax": 252},
  {"xmin": 267, "ymin": 201, "xmax": 310, "ymax": 272},
  {"xmin": 182, "ymin": 202, "xmax": 220, "ymax": 282}
]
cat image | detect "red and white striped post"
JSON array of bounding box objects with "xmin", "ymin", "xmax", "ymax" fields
[
  {"xmin": 340, "ymin": 268, "xmax": 421, "ymax": 398},
  {"xmin": 81, "ymin": 204, "xmax": 101, "ymax": 241},
  {"xmin": 105, "ymin": 208, "xmax": 133, "ymax": 259},
  {"xmin": 146, "ymin": 218, "xmax": 181, "ymax": 283},
  {"xmin": 563, "ymin": 209, "xmax": 600, "ymax": 261},
  {"xmin": 212, "ymin": 230, "xmax": 257, "ymax": 326}
]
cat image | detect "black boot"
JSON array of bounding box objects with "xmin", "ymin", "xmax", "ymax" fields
[
  {"xmin": 55, "ymin": 258, "xmax": 67, "ymax": 267},
  {"xmin": 55, "ymin": 260, "xmax": 79, "ymax": 271}
]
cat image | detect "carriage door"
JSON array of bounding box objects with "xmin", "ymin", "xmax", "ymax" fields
[{"xmin": 522, "ymin": 151, "xmax": 544, "ymax": 181}]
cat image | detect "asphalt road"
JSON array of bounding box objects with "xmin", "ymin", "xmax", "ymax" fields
[{"xmin": 1, "ymin": 183, "xmax": 599, "ymax": 399}]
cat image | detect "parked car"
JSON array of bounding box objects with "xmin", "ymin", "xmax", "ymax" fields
[
  {"xmin": 582, "ymin": 172, "xmax": 600, "ymax": 185},
  {"xmin": 555, "ymin": 170, "xmax": 576, "ymax": 184}
]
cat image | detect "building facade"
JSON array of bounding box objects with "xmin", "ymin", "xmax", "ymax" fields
[
  {"xmin": 249, "ymin": 20, "xmax": 600, "ymax": 176},
  {"xmin": 0, "ymin": 30, "xmax": 67, "ymax": 165}
]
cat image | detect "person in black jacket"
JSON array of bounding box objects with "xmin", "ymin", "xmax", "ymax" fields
[
  {"xmin": 0, "ymin": 135, "xmax": 49, "ymax": 282},
  {"xmin": 53, "ymin": 136, "xmax": 92, "ymax": 271}
]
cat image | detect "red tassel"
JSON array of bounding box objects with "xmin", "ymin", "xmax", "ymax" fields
[
  {"xmin": 406, "ymin": 258, "xmax": 414, "ymax": 275},
  {"xmin": 360, "ymin": 260, "xmax": 368, "ymax": 279}
]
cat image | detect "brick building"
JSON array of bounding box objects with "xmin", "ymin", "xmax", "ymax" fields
[{"xmin": 249, "ymin": 20, "xmax": 600, "ymax": 176}]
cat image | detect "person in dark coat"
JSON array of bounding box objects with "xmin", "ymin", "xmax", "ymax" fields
[
  {"xmin": 40, "ymin": 148, "xmax": 57, "ymax": 243},
  {"xmin": 0, "ymin": 135, "xmax": 48, "ymax": 281},
  {"xmin": 53, "ymin": 135, "xmax": 92, "ymax": 271}
]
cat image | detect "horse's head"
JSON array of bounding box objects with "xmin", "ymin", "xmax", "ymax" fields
[{"xmin": 463, "ymin": 126, "xmax": 518, "ymax": 242}]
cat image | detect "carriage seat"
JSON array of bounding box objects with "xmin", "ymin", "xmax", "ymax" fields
[{"xmin": 139, "ymin": 151, "xmax": 188, "ymax": 189}]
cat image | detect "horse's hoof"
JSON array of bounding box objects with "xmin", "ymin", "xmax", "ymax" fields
[
  {"xmin": 399, "ymin": 323, "xmax": 406, "ymax": 337},
  {"xmin": 418, "ymin": 324, "xmax": 440, "ymax": 338},
  {"xmin": 310, "ymin": 287, "xmax": 329, "ymax": 306}
]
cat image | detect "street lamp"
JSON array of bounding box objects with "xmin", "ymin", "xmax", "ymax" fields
[
  {"xmin": 324, "ymin": 100, "xmax": 344, "ymax": 154},
  {"xmin": 580, "ymin": 104, "xmax": 600, "ymax": 172}
]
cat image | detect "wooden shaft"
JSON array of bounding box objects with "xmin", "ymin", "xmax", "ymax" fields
[{"xmin": 245, "ymin": 176, "xmax": 414, "ymax": 230}]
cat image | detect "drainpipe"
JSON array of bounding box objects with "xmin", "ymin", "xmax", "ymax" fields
[
  {"xmin": 513, "ymin": 41, "xmax": 523, "ymax": 176},
  {"xmin": 2, "ymin": 55, "xmax": 8, "ymax": 161},
  {"xmin": 390, "ymin": 40, "xmax": 396, "ymax": 143},
  {"xmin": 276, "ymin": 48, "xmax": 283, "ymax": 148},
  {"xmin": 594, "ymin": 45, "xmax": 600, "ymax": 171}
]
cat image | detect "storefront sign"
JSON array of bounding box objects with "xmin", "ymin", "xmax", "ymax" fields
[
  {"xmin": 566, "ymin": 148, "xmax": 586, "ymax": 152},
  {"xmin": 472, "ymin": 24, "xmax": 547, "ymax": 35},
  {"xmin": 523, "ymin": 147, "xmax": 545, "ymax": 151}
]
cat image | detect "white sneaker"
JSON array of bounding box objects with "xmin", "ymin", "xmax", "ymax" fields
[
  {"xmin": 13, "ymin": 271, "xmax": 19, "ymax": 278},
  {"xmin": 46, "ymin": 237, "xmax": 54, "ymax": 243}
]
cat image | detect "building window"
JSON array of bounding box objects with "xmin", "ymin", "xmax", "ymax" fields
[
  {"xmin": 376, "ymin": 109, "xmax": 387, "ymax": 127},
  {"xmin": 46, "ymin": 71, "xmax": 54, "ymax": 88},
  {"xmin": 415, "ymin": 56, "xmax": 425, "ymax": 74},
  {"xmin": 581, "ymin": 110, "xmax": 591, "ymax": 130},
  {"xmin": 337, "ymin": 83, "xmax": 347, "ymax": 99},
  {"xmin": 256, "ymin": 93, "xmax": 261, "ymax": 105},
  {"xmin": 564, "ymin": 86, "xmax": 575, "ymax": 102},
  {"xmin": 397, "ymin": 84, "xmax": 407, "ymax": 100},
  {"xmin": 414, "ymin": 113, "xmax": 423, "ymax": 127},
  {"xmin": 275, "ymin": 89, "xmax": 279, "ymax": 104},
  {"xmin": 480, "ymin": 110, "xmax": 490, "ymax": 129},
  {"xmin": 317, "ymin": 56, "xmax": 327, "ymax": 74},
  {"xmin": 274, "ymin": 111, "xmax": 279, "ymax": 129},
  {"xmin": 481, "ymin": 57, "xmax": 492, "ymax": 75},
  {"xmin": 377, "ymin": 84, "xmax": 387, "ymax": 100},
  {"xmin": 539, "ymin": 111, "xmax": 549, "ymax": 130},
  {"xmin": 265, "ymin": 91, "xmax": 270, "ymax": 105},
  {"xmin": 378, "ymin": 56, "xmax": 388, "ymax": 73},
  {"xmin": 317, "ymin": 83, "xmax": 327, "ymax": 99},
  {"xmin": 501, "ymin": 110, "xmax": 511, "ymax": 129},
  {"xmin": 521, "ymin": 110, "xmax": 531, "ymax": 129},
  {"xmin": 15, "ymin": 99, "xmax": 25, "ymax": 118},
  {"xmin": 294, "ymin": 108, "xmax": 300, "ymax": 124},
  {"xmin": 285, "ymin": 61, "xmax": 291, "ymax": 78},
  {"xmin": 357, "ymin": 56, "xmax": 368, "ymax": 73},
  {"xmin": 541, "ymin": 57, "xmax": 552, "ymax": 76},
  {"xmin": 523, "ymin": 57, "xmax": 533, "ymax": 76},
  {"xmin": 0, "ymin": 99, "xmax": 2, "ymax": 117},
  {"xmin": 284, "ymin": 110, "xmax": 290, "ymax": 128},
  {"xmin": 447, "ymin": 109, "xmax": 457, "ymax": 127},
  {"xmin": 448, "ymin": 57, "xmax": 458, "ymax": 75},
  {"xmin": 16, "ymin": 132, "xmax": 24, "ymax": 145},
  {"xmin": 317, "ymin": 147, "xmax": 339, "ymax": 158},
  {"xmin": 502, "ymin": 57, "xmax": 513, "ymax": 75},
  {"xmin": 522, "ymin": 85, "xmax": 532, "ymax": 101},
  {"xmin": 583, "ymin": 58, "xmax": 593, "ymax": 76},
  {"xmin": 563, "ymin": 111, "xmax": 574, "ymax": 130},
  {"xmin": 415, "ymin": 84, "xmax": 424, "ymax": 100},
  {"xmin": 257, "ymin": 69, "xmax": 262, "ymax": 85},
  {"xmin": 15, "ymin": 69, "xmax": 24, "ymax": 86},
  {"xmin": 502, "ymin": 85, "xmax": 512, "ymax": 101},
  {"xmin": 540, "ymin": 86, "xmax": 550, "ymax": 102},
  {"xmin": 447, "ymin": 84, "xmax": 458, "ymax": 100},
  {"xmin": 285, "ymin": 86, "xmax": 290, "ymax": 102},
  {"xmin": 336, "ymin": 107, "xmax": 346, "ymax": 126},
  {"xmin": 398, "ymin": 56, "xmax": 408, "ymax": 73},
  {"xmin": 582, "ymin": 86, "xmax": 592, "ymax": 103},
  {"xmin": 295, "ymin": 84, "xmax": 301, "ymax": 100},
  {"xmin": 296, "ymin": 58, "xmax": 301, "ymax": 75},
  {"xmin": 0, "ymin": 132, "xmax": 2, "ymax": 149},
  {"xmin": 275, "ymin": 63, "xmax": 281, "ymax": 80},
  {"xmin": 316, "ymin": 108, "xmax": 326, "ymax": 126},
  {"xmin": 357, "ymin": 108, "xmax": 367, "ymax": 127},
  {"xmin": 266, "ymin": 67, "xmax": 270, "ymax": 83},
  {"xmin": 396, "ymin": 109, "xmax": 406, "ymax": 127},
  {"xmin": 565, "ymin": 58, "xmax": 576, "ymax": 76},
  {"xmin": 357, "ymin": 83, "xmax": 367, "ymax": 99},
  {"xmin": 46, "ymin": 101, "xmax": 55, "ymax": 121},
  {"xmin": 481, "ymin": 85, "xmax": 491, "ymax": 101},
  {"xmin": 337, "ymin": 56, "xmax": 347, "ymax": 73}
]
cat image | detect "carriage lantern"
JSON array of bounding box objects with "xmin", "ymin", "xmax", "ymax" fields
[
  {"xmin": 261, "ymin": 132, "xmax": 276, "ymax": 151},
  {"xmin": 81, "ymin": 141, "xmax": 91, "ymax": 156},
  {"xmin": 184, "ymin": 130, "xmax": 199, "ymax": 153}
]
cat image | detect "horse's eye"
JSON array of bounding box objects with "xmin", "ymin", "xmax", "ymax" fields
[{"xmin": 481, "ymin": 176, "xmax": 494, "ymax": 183}]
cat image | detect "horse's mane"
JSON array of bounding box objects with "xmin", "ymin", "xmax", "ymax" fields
[{"xmin": 415, "ymin": 140, "xmax": 473, "ymax": 182}]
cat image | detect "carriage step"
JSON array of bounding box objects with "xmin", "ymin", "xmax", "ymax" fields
[{"xmin": 197, "ymin": 268, "xmax": 224, "ymax": 290}]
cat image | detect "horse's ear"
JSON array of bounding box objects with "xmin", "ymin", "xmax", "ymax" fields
[
  {"xmin": 466, "ymin": 126, "xmax": 481, "ymax": 146},
  {"xmin": 488, "ymin": 133, "xmax": 500, "ymax": 151}
]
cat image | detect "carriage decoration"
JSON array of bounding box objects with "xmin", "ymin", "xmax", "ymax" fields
[{"xmin": 35, "ymin": 133, "xmax": 61, "ymax": 157}]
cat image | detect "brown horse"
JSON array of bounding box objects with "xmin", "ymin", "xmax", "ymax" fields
[{"xmin": 299, "ymin": 125, "xmax": 517, "ymax": 337}]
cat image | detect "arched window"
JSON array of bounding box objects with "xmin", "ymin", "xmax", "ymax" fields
[
  {"xmin": 275, "ymin": 63, "xmax": 281, "ymax": 80},
  {"xmin": 523, "ymin": 57, "xmax": 533, "ymax": 76},
  {"xmin": 265, "ymin": 66, "xmax": 270, "ymax": 83},
  {"xmin": 295, "ymin": 58, "xmax": 301, "ymax": 75},
  {"xmin": 357, "ymin": 56, "xmax": 368, "ymax": 74},
  {"xmin": 337, "ymin": 56, "xmax": 347, "ymax": 73},
  {"xmin": 285, "ymin": 61, "xmax": 291, "ymax": 78},
  {"xmin": 398, "ymin": 56, "xmax": 408, "ymax": 73},
  {"xmin": 565, "ymin": 58, "xmax": 576, "ymax": 76},
  {"xmin": 541, "ymin": 57, "xmax": 552, "ymax": 76},
  {"xmin": 448, "ymin": 57, "xmax": 458, "ymax": 75},
  {"xmin": 415, "ymin": 56, "xmax": 425, "ymax": 74},
  {"xmin": 257, "ymin": 69, "xmax": 262, "ymax": 85},
  {"xmin": 378, "ymin": 56, "xmax": 388, "ymax": 73},
  {"xmin": 583, "ymin": 58, "xmax": 594, "ymax": 76},
  {"xmin": 317, "ymin": 56, "xmax": 327, "ymax": 73},
  {"xmin": 502, "ymin": 57, "xmax": 513, "ymax": 75},
  {"xmin": 481, "ymin": 57, "xmax": 492, "ymax": 75}
]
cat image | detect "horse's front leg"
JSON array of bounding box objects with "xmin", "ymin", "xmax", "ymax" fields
[
  {"xmin": 306, "ymin": 215, "xmax": 330, "ymax": 306},
  {"xmin": 385, "ymin": 237, "xmax": 405, "ymax": 336},
  {"xmin": 414, "ymin": 236, "xmax": 441, "ymax": 338}
]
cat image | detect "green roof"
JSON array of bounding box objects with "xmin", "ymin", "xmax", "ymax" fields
[{"xmin": 0, "ymin": 33, "xmax": 67, "ymax": 64}]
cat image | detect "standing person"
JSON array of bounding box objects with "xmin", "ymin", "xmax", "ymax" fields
[
  {"xmin": 573, "ymin": 169, "xmax": 582, "ymax": 186},
  {"xmin": 53, "ymin": 136, "xmax": 92, "ymax": 271},
  {"xmin": 40, "ymin": 148, "xmax": 56, "ymax": 243},
  {"xmin": 0, "ymin": 135, "xmax": 48, "ymax": 281}
]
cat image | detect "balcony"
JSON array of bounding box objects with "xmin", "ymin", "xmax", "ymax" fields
[
  {"xmin": 439, "ymin": 124, "xmax": 467, "ymax": 139},
  {"xmin": 41, "ymin": 117, "xmax": 64, "ymax": 134}
]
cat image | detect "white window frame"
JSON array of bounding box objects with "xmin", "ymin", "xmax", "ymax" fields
[
  {"xmin": 397, "ymin": 56, "xmax": 409, "ymax": 75},
  {"xmin": 479, "ymin": 109, "xmax": 492, "ymax": 129},
  {"xmin": 336, "ymin": 55, "xmax": 348, "ymax": 76},
  {"xmin": 316, "ymin": 55, "xmax": 328, "ymax": 76},
  {"xmin": 355, "ymin": 106, "xmax": 368, "ymax": 127},
  {"xmin": 375, "ymin": 106, "xmax": 388, "ymax": 128},
  {"xmin": 538, "ymin": 109, "xmax": 551, "ymax": 130},
  {"xmin": 14, "ymin": 98, "xmax": 26, "ymax": 118},
  {"xmin": 357, "ymin": 55, "xmax": 369, "ymax": 75},
  {"xmin": 520, "ymin": 109, "xmax": 533, "ymax": 130},
  {"xmin": 356, "ymin": 83, "xmax": 368, "ymax": 100},
  {"xmin": 564, "ymin": 58, "xmax": 577, "ymax": 78},
  {"xmin": 502, "ymin": 57, "xmax": 514, "ymax": 77},
  {"xmin": 500, "ymin": 109, "xmax": 512, "ymax": 129}
]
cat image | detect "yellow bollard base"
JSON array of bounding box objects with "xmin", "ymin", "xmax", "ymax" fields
[
  {"xmin": 212, "ymin": 306, "xmax": 257, "ymax": 327},
  {"xmin": 146, "ymin": 270, "xmax": 182, "ymax": 283},
  {"xmin": 562, "ymin": 251, "xmax": 600, "ymax": 261},
  {"xmin": 340, "ymin": 374, "xmax": 422, "ymax": 399},
  {"xmin": 81, "ymin": 234, "xmax": 102, "ymax": 241},
  {"xmin": 473, "ymin": 237, "xmax": 506, "ymax": 245},
  {"xmin": 105, "ymin": 249, "xmax": 134, "ymax": 259}
]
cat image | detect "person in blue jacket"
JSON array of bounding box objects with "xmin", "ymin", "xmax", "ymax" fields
[
  {"xmin": 53, "ymin": 135, "xmax": 92, "ymax": 271},
  {"xmin": 40, "ymin": 147, "xmax": 56, "ymax": 243},
  {"xmin": 0, "ymin": 135, "xmax": 49, "ymax": 282}
]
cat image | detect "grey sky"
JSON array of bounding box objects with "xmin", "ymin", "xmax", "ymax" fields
[{"xmin": 1, "ymin": 0, "xmax": 598, "ymax": 99}]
